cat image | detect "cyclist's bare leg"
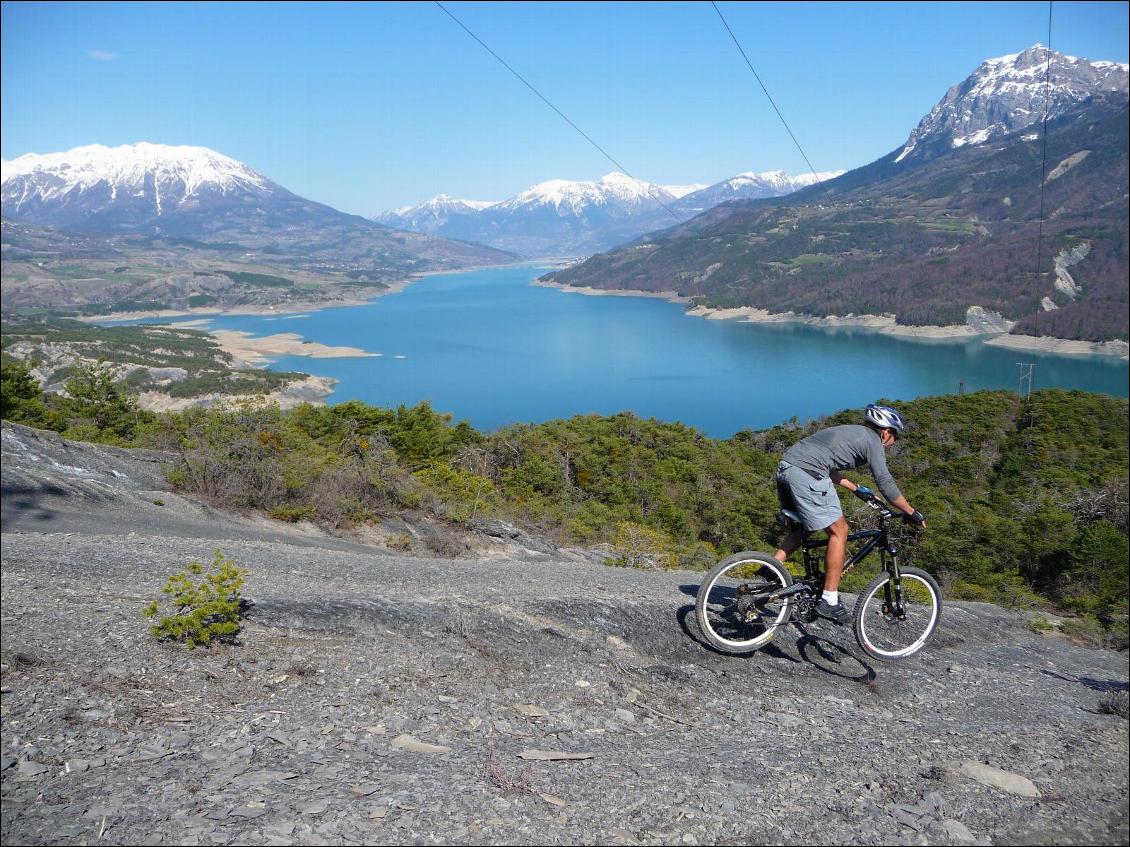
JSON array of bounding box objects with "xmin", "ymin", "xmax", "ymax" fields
[
  {"xmin": 824, "ymin": 517, "xmax": 849, "ymax": 591},
  {"xmin": 774, "ymin": 529, "xmax": 803, "ymax": 563}
]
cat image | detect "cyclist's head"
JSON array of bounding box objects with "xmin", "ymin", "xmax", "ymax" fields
[{"xmin": 864, "ymin": 404, "xmax": 906, "ymax": 439}]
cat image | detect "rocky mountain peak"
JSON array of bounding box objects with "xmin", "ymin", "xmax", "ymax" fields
[{"xmin": 895, "ymin": 45, "xmax": 1129, "ymax": 163}]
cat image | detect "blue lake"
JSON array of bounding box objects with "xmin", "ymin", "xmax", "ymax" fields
[{"xmin": 117, "ymin": 263, "xmax": 1128, "ymax": 438}]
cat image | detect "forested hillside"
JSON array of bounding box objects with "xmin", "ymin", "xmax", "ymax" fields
[
  {"xmin": 546, "ymin": 105, "xmax": 1129, "ymax": 342},
  {"xmin": 2, "ymin": 368, "xmax": 1126, "ymax": 640}
]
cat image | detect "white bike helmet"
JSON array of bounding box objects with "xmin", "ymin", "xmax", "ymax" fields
[{"xmin": 865, "ymin": 403, "xmax": 906, "ymax": 434}]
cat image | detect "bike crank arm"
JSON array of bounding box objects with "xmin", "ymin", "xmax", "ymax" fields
[{"xmin": 762, "ymin": 582, "xmax": 812, "ymax": 602}]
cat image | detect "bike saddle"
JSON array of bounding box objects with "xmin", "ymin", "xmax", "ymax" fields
[{"xmin": 777, "ymin": 508, "xmax": 803, "ymax": 530}]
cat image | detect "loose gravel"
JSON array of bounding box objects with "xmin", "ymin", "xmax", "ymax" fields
[{"xmin": 2, "ymin": 423, "xmax": 1127, "ymax": 846}]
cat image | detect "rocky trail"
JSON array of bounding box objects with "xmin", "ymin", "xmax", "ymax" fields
[{"xmin": 1, "ymin": 422, "xmax": 1127, "ymax": 845}]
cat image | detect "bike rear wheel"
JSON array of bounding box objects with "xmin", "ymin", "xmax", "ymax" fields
[
  {"xmin": 695, "ymin": 552, "xmax": 794, "ymax": 654},
  {"xmin": 853, "ymin": 566, "xmax": 942, "ymax": 661}
]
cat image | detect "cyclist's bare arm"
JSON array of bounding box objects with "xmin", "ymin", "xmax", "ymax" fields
[{"xmin": 888, "ymin": 494, "xmax": 925, "ymax": 526}]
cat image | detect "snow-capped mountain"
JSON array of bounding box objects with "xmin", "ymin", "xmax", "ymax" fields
[
  {"xmin": 1, "ymin": 143, "xmax": 287, "ymax": 229},
  {"xmin": 494, "ymin": 172, "xmax": 677, "ymax": 215},
  {"xmin": 662, "ymin": 183, "xmax": 708, "ymax": 199},
  {"xmin": 896, "ymin": 45, "xmax": 1129, "ymax": 163},
  {"xmin": 382, "ymin": 193, "xmax": 497, "ymax": 233},
  {"xmin": 0, "ymin": 143, "xmax": 512, "ymax": 267},
  {"xmin": 673, "ymin": 169, "xmax": 845, "ymax": 215},
  {"xmin": 376, "ymin": 169, "xmax": 838, "ymax": 257}
]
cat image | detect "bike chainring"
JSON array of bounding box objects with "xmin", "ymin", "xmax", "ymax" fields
[{"xmin": 797, "ymin": 594, "xmax": 818, "ymax": 623}]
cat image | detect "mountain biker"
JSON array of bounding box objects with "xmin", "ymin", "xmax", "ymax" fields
[{"xmin": 773, "ymin": 404, "xmax": 925, "ymax": 625}]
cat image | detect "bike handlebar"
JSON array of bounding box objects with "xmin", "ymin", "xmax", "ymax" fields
[{"xmin": 862, "ymin": 496, "xmax": 924, "ymax": 526}]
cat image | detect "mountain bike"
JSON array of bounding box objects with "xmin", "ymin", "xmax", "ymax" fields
[{"xmin": 694, "ymin": 498, "xmax": 941, "ymax": 662}]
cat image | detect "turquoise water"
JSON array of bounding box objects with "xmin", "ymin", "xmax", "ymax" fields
[{"xmin": 118, "ymin": 264, "xmax": 1128, "ymax": 438}]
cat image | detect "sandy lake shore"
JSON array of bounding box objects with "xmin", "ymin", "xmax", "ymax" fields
[
  {"xmin": 984, "ymin": 333, "xmax": 1130, "ymax": 358},
  {"xmin": 531, "ymin": 277, "xmax": 694, "ymax": 304},
  {"xmin": 205, "ymin": 330, "xmax": 379, "ymax": 368},
  {"xmin": 535, "ymin": 278, "xmax": 1129, "ymax": 358}
]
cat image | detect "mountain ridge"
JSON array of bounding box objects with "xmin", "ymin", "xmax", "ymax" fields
[
  {"xmin": 896, "ymin": 45, "xmax": 1128, "ymax": 164},
  {"xmin": 0, "ymin": 142, "xmax": 516, "ymax": 274},
  {"xmin": 543, "ymin": 48, "xmax": 1129, "ymax": 343},
  {"xmin": 375, "ymin": 169, "xmax": 842, "ymax": 257}
]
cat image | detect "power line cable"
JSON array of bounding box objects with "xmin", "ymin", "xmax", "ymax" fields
[
  {"xmin": 710, "ymin": 1, "xmax": 822, "ymax": 183},
  {"xmin": 433, "ymin": 1, "xmax": 684, "ymax": 224},
  {"xmin": 1033, "ymin": 2, "xmax": 1054, "ymax": 338}
]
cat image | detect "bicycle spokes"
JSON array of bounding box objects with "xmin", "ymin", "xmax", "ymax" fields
[
  {"xmin": 854, "ymin": 568, "xmax": 941, "ymax": 661},
  {"xmin": 696, "ymin": 556, "xmax": 795, "ymax": 654}
]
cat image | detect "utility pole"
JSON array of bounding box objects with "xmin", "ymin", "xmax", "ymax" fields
[{"xmin": 1017, "ymin": 363, "xmax": 1035, "ymax": 401}]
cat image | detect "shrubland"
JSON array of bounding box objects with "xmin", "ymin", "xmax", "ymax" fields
[
  {"xmin": 2, "ymin": 360, "xmax": 1126, "ymax": 642},
  {"xmin": 0, "ymin": 319, "xmax": 309, "ymax": 408}
]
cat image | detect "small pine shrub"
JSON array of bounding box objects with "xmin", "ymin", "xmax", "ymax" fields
[
  {"xmin": 1061, "ymin": 614, "xmax": 1104, "ymax": 648},
  {"xmin": 611, "ymin": 521, "xmax": 676, "ymax": 570},
  {"xmin": 142, "ymin": 550, "xmax": 247, "ymax": 648},
  {"xmin": 1098, "ymin": 690, "xmax": 1129, "ymax": 719},
  {"xmin": 269, "ymin": 504, "xmax": 314, "ymax": 523},
  {"xmin": 386, "ymin": 532, "xmax": 413, "ymax": 551}
]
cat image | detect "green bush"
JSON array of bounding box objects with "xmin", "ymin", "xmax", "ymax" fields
[
  {"xmin": 611, "ymin": 521, "xmax": 677, "ymax": 569},
  {"xmin": 270, "ymin": 505, "xmax": 315, "ymax": 523},
  {"xmin": 64, "ymin": 359, "xmax": 141, "ymax": 441},
  {"xmin": 1061, "ymin": 614, "xmax": 1105, "ymax": 648},
  {"xmin": 0, "ymin": 359, "xmax": 64, "ymax": 430},
  {"xmin": 386, "ymin": 532, "xmax": 413, "ymax": 551},
  {"xmin": 142, "ymin": 550, "xmax": 247, "ymax": 648}
]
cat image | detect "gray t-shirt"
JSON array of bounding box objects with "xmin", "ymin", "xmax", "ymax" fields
[{"xmin": 781, "ymin": 424, "xmax": 902, "ymax": 502}]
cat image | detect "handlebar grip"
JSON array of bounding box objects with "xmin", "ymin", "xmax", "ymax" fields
[{"xmin": 853, "ymin": 486, "xmax": 876, "ymax": 502}]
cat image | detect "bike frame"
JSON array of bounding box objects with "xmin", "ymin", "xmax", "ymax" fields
[{"xmin": 794, "ymin": 508, "xmax": 908, "ymax": 613}]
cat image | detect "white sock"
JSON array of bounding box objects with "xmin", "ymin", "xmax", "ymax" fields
[{"xmin": 822, "ymin": 590, "xmax": 839, "ymax": 606}]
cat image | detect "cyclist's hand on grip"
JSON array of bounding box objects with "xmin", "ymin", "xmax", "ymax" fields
[
  {"xmin": 853, "ymin": 485, "xmax": 876, "ymax": 502},
  {"xmin": 903, "ymin": 509, "xmax": 926, "ymax": 527}
]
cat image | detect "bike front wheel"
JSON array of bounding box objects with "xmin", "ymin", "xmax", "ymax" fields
[
  {"xmin": 853, "ymin": 566, "xmax": 942, "ymax": 662},
  {"xmin": 695, "ymin": 552, "xmax": 794, "ymax": 654}
]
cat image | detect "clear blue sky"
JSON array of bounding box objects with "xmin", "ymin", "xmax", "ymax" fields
[{"xmin": 2, "ymin": 1, "xmax": 1127, "ymax": 215}]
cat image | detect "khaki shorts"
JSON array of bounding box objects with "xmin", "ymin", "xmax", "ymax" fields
[{"xmin": 776, "ymin": 462, "xmax": 842, "ymax": 532}]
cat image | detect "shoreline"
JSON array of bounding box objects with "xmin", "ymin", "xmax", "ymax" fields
[
  {"xmin": 983, "ymin": 333, "xmax": 1130, "ymax": 358},
  {"xmin": 530, "ymin": 277, "xmax": 694, "ymax": 304},
  {"xmin": 73, "ymin": 272, "xmax": 427, "ymax": 371},
  {"xmin": 73, "ymin": 266, "xmax": 1129, "ymax": 362},
  {"xmin": 206, "ymin": 330, "xmax": 380, "ymax": 369},
  {"xmin": 67, "ymin": 262, "xmax": 545, "ymax": 386},
  {"xmin": 533, "ymin": 278, "xmax": 1130, "ymax": 359}
]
